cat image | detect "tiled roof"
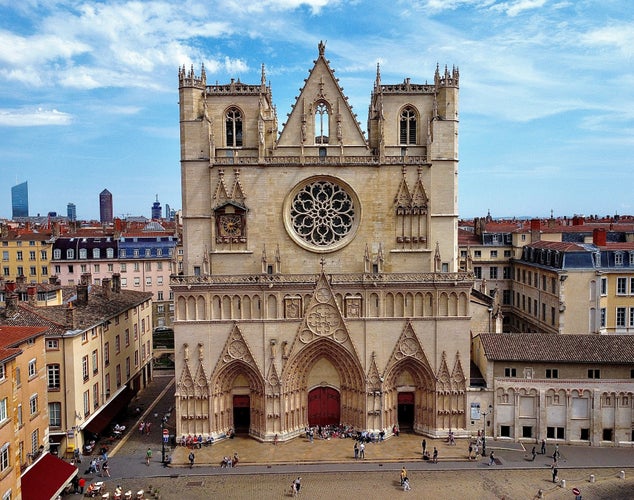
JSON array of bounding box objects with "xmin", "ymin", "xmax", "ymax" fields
[
  {"xmin": 477, "ymin": 333, "xmax": 634, "ymax": 364},
  {"xmin": 1, "ymin": 285, "xmax": 152, "ymax": 332},
  {"xmin": 0, "ymin": 325, "xmax": 48, "ymax": 348},
  {"xmin": 526, "ymin": 240, "xmax": 588, "ymax": 252}
]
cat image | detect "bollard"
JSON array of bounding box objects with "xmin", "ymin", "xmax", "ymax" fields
[
  {"xmin": 619, "ymin": 470, "xmax": 625, "ymax": 479},
  {"xmin": 590, "ymin": 474, "xmax": 595, "ymax": 483},
  {"xmin": 560, "ymin": 479, "xmax": 566, "ymax": 488}
]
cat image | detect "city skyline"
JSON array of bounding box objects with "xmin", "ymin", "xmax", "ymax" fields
[{"xmin": 0, "ymin": 1, "xmax": 632, "ymax": 220}]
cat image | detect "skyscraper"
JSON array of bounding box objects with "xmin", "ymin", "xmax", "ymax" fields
[
  {"xmin": 151, "ymin": 195, "xmax": 162, "ymax": 220},
  {"xmin": 99, "ymin": 189, "xmax": 113, "ymax": 223},
  {"xmin": 11, "ymin": 181, "xmax": 28, "ymax": 218},
  {"xmin": 67, "ymin": 202, "xmax": 77, "ymax": 221}
]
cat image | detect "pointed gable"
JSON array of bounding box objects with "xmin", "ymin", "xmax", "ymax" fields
[
  {"xmin": 285, "ymin": 271, "xmax": 359, "ymax": 362},
  {"xmin": 211, "ymin": 323, "xmax": 262, "ymax": 378},
  {"xmin": 384, "ymin": 320, "xmax": 433, "ymax": 375},
  {"xmin": 276, "ymin": 41, "xmax": 367, "ymax": 148}
]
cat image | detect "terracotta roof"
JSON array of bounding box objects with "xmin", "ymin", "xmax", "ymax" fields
[
  {"xmin": 526, "ymin": 240, "xmax": 588, "ymax": 252},
  {"xmin": 0, "ymin": 325, "xmax": 48, "ymax": 348},
  {"xmin": 477, "ymin": 333, "xmax": 634, "ymax": 364}
]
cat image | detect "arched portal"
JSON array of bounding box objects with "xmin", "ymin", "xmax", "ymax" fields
[
  {"xmin": 384, "ymin": 358, "xmax": 436, "ymax": 434},
  {"xmin": 282, "ymin": 338, "xmax": 365, "ymax": 433},
  {"xmin": 212, "ymin": 360, "xmax": 265, "ymax": 438}
]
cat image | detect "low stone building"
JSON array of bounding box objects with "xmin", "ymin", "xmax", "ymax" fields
[{"xmin": 473, "ymin": 333, "xmax": 634, "ymax": 447}]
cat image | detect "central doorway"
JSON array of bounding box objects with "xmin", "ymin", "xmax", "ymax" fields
[
  {"xmin": 397, "ymin": 392, "xmax": 415, "ymax": 430},
  {"xmin": 308, "ymin": 387, "xmax": 340, "ymax": 427},
  {"xmin": 233, "ymin": 395, "xmax": 250, "ymax": 433}
]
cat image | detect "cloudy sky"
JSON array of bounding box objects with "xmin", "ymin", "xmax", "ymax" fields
[{"xmin": 0, "ymin": 0, "xmax": 632, "ymax": 220}]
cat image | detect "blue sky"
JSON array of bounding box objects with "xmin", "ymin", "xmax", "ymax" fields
[{"xmin": 0, "ymin": 0, "xmax": 632, "ymax": 221}]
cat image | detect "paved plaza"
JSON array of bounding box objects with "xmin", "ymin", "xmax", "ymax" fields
[{"xmin": 61, "ymin": 373, "xmax": 634, "ymax": 500}]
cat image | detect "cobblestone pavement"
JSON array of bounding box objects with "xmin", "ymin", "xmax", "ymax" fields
[{"xmin": 60, "ymin": 373, "xmax": 634, "ymax": 500}]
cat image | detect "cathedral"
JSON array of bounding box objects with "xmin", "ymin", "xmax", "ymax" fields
[{"xmin": 173, "ymin": 42, "xmax": 473, "ymax": 442}]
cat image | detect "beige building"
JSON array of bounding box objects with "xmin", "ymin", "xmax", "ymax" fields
[
  {"xmin": 473, "ymin": 333, "xmax": 634, "ymax": 446},
  {"xmin": 0, "ymin": 325, "xmax": 77, "ymax": 499},
  {"xmin": 0, "ymin": 275, "xmax": 153, "ymax": 455},
  {"xmin": 173, "ymin": 43, "xmax": 479, "ymax": 443}
]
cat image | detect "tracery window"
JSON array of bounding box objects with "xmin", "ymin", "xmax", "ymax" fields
[
  {"xmin": 285, "ymin": 176, "xmax": 360, "ymax": 253},
  {"xmin": 399, "ymin": 106, "xmax": 417, "ymax": 144},
  {"xmin": 315, "ymin": 102, "xmax": 329, "ymax": 144},
  {"xmin": 225, "ymin": 107, "xmax": 243, "ymax": 147}
]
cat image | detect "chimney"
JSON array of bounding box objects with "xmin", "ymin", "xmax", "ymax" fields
[
  {"xmin": 27, "ymin": 285, "xmax": 37, "ymax": 305},
  {"xmin": 49, "ymin": 275, "xmax": 58, "ymax": 285},
  {"xmin": 5, "ymin": 292, "xmax": 18, "ymax": 316},
  {"xmin": 76, "ymin": 284, "xmax": 89, "ymax": 305},
  {"xmin": 102, "ymin": 278, "xmax": 111, "ymax": 299},
  {"xmin": 593, "ymin": 228, "xmax": 607, "ymax": 247},
  {"xmin": 80, "ymin": 273, "xmax": 92, "ymax": 286},
  {"xmin": 16, "ymin": 274, "xmax": 26, "ymax": 285},
  {"xmin": 530, "ymin": 218, "xmax": 541, "ymax": 243},
  {"xmin": 112, "ymin": 273, "xmax": 121, "ymax": 293},
  {"xmin": 572, "ymin": 215, "xmax": 585, "ymax": 226},
  {"xmin": 5, "ymin": 280, "xmax": 16, "ymax": 293},
  {"xmin": 66, "ymin": 303, "xmax": 76, "ymax": 329}
]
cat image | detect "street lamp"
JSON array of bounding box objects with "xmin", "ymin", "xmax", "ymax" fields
[{"xmin": 482, "ymin": 404, "xmax": 493, "ymax": 456}]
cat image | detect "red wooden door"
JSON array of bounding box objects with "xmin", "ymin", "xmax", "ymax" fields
[{"xmin": 308, "ymin": 387, "xmax": 340, "ymax": 427}]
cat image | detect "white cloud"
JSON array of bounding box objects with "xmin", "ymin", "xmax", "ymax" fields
[
  {"xmin": 0, "ymin": 107, "xmax": 73, "ymax": 126},
  {"xmin": 490, "ymin": 0, "xmax": 547, "ymax": 17},
  {"xmin": 581, "ymin": 23, "xmax": 634, "ymax": 57}
]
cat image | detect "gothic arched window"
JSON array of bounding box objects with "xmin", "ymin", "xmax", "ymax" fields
[
  {"xmin": 225, "ymin": 107, "xmax": 243, "ymax": 147},
  {"xmin": 399, "ymin": 106, "xmax": 417, "ymax": 145},
  {"xmin": 315, "ymin": 102, "xmax": 329, "ymax": 144}
]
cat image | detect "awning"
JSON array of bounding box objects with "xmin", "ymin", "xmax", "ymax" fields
[
  {"xmin": 22, "ymin": 452, "xmax": 78, "ymax": 500},
  {"xmin": 82, "ymin": 386, "xmax": 133, "ymax": 435}
]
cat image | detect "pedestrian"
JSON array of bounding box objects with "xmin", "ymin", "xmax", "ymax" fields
[
  {"xmin": 488, "ymin": 450, "xmax": 496, "ymax": 466},
  {"xmin": 400, "ymin": 466, "xmax": 407, "ymax": 485},
  {"xmin": 531, "ymin": 446, "xmax": 536, "ymax": 461},
  {"xmin": 78, "ymin": 477, "xmax": 86, "ymax": 494},
  {"xmin": 432, "ymin": 447, "xmax": 438, "ymax": 463},
  {"xmin": 139, "ymin": 421, "xmax": 145, "ymax": 434},
  {"xmin": 146, "ymin": 447, "xmax": 152, "ymax": 466},
  {"xmin": 71, "ymin": 475, "xmax": 79, "ymax": 494},
  {"xmin": 552, "ymin": 465, "xmax": 558, "ymax": 483},
  {"xmin": 468, "ymin": 442, "xmax": 473, "ymax": 460},
  {"xmin": 359, "ymin": 442, "xmax": 365, "ymax": 459},
  {"xmin": 232, "ymin": 452, "xmax": 239, "ymax": 467},
  {"xmin": 294, "ymin": 477, "xmax": 302, "ymax": 495},
  {"xmin": 291, "ymin": 481, "xmax": 298, "ymax": 497},
  {"xmin": 354, "ymin": 441, "xmax": 359, "ymax": 459},
  {"xmin": 422, "ymin": 439, "xmax": 427, "ymax": 455},
  {"xmin": 403, "ymin": 477, "xmax": 411, "ymax": 491},
  {"xmin": 188, "ymin": 451, "xmax": 195, "ymax": 469},
  {"xmin": 145, "ymin": 422, "xmax": 152, "ymax": 435},
  {"xmin": 274, "ymin": 434, "xmax": 278, "ymax": 446},
  {"xmin": 101, "ymin": 460, "xmax": 110, "ymax": 477},
  {"xmin": 540, "ymin": 438, "xmax": 546, "ymax": 455},
  {"xmin": 474, "ymin": 443, "xmax": 481, "ymax": 461}
]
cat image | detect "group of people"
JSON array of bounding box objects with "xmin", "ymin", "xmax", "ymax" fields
[
  {"xmin": 138, "ymin": 421, "xmax": 152, "ymax": 435},
  {"xmin": 400, "ymin": 467, "xmax": 411, "ymax": 491},
  {"xmin": 353, "ymin": 441, "xmax": 366, "ymax": 459},
  {"xmin": 220, "ymin": 452, "xmax": 240, "ymax": 468},
  {"xmin": 180, "ymin": 434, "xmax": 214, "ymax": 448}
]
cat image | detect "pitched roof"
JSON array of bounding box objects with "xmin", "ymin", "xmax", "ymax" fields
[
  {"xmin": 477, "ymin": 333, "xmax": 634, "ymax": 364},
  {"xmin": 0, "ymin": 325, "xmax": 48, "ymax": 349}
]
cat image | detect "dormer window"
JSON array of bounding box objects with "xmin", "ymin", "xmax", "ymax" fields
[
  {"xmin": 615, "ymin": 252, "xmax": 623, "ymax": 266},
  {"xmin": 226, "ymin": 107, "xmax": 243, "ymax": 147},
  {"xmin": 399, "ymin": 106, "xmax": 417, "ymax": 145}
]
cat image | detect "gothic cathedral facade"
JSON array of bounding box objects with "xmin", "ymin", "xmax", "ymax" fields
[{"xmin": 174, "ymin": 43, "xmax": 472, "ymax": 441}]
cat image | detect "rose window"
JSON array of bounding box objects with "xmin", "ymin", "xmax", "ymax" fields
[{"xmin": 287, "ymin": 179, "xmax": 358, "ymax": 251}]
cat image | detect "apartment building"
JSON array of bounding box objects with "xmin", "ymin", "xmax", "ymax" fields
[{"xmin": 0, "ymin": 275, "xmax": 153, "ymax": 456}]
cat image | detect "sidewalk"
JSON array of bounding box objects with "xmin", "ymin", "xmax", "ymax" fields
[{"xmin": 60, "ymin": 373, "xmax": 634, "ymax": 500}]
